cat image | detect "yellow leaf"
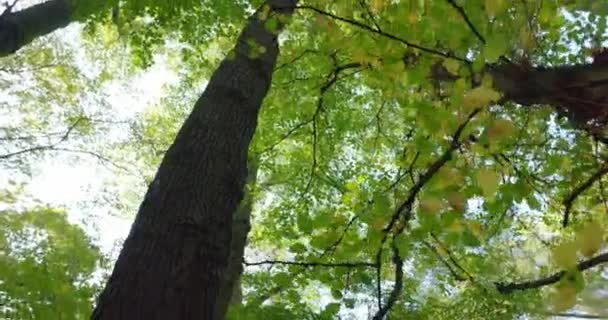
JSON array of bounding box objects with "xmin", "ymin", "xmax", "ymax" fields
[
  {"xmin": 371, "ymin": 0, "xmax": 384, "ymax": 13},
  {"xmin": 551, "ymin": 285, "xmax": 577, "ymax": 312},
  {"xmin": 467, "ymin": 220, "xmax": 484, "ymax": 238},
  {"xmin": 371, "ymin": 216, "xmax": 385, "ymax": 231},
  {"xmin": 442, "ymin": 58, "xmax": 460, "ymax": 75},
  {"xmin": 485, "ymin": 0, "xmax": 507, "ymax": 17},
  {"xmin": 462, "ymin": 86, "xmax": 501, "ymax": 112},
  {"xmin": 519, "ymin": 28, "xmax": 535, "ymax": 53},
  {"xmin": 447, "ymin": 192, "xmax": 466, "ymax": 212},
  {"xmin": 486, "ymin": 119, "xmax": 515, "ymax": 140},
  {"xmin": 407, "ymin": 12, "xmax": 418, "ymax": 25},
  {"xmin": 447, "ymin": 219, "xmax": 464, "ymax": 233},
  {"xmin": 436, "ymin": 244, "xmax": 448, "ymax": 256},
  {"xmin": 552, "ymin": 241, "xmax": 578, "ymax": 270},
  {"xmin": 436, "ymin": 167, "xmax": 464, "ymax": 187},
  {"xmin": 420, "ymin": 196, "xmax": 443, "ymax": 214},
  {"xmin": 476, "ymin": 168, "xmax": 499, "ymax": 198},
  {"xmin": 576, "ymin": 221, "xmax": 604, "ymax": 258}
]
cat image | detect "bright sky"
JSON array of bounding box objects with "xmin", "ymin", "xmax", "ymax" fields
[{"xmin": 1, "ymin": 12, "xmax": 180, "ymax": 254}]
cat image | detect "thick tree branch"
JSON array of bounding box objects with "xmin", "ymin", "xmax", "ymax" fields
[
  {"xmin": 495, "ymin": 251, "xmax": 608, "ymax": 294},
  {"xmin": 0, "ymin": 0, "xmax": 72, "ymax": 56}
]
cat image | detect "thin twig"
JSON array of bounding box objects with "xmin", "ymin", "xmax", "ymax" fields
[
  {"xmin": 383, "ymin": 108, "xmax": 481, "ymax": 235},
  {"xmin": 563, "ymin": 165, "xmax": 608, "ymax": 227},
  {"xmin": 423, "ymin": 241, "xmax": 466, "ymax": 281},
  {"xmin": 431, "ymin": 233, "xmax": 475, "ymax": 282},
  {"xmin": 358, "ymin": 0, "xmax": 382, "ymax": 31},
  {"xmin": 243, "ymin": 259, "xmax": 375, "ymax": 268},
  {"xmin": 293, "ymin": 5, "xmax": 469, "ymax": 62},
  {"xmin": 445, "ymin": 0, "xmax": 486, "ymax": 44},
  {"xmin": 276, "ymin": 49, "xmax": 320, "ymax": 70}
]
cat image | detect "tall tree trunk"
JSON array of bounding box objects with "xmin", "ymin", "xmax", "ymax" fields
[
  {"xmin": 215, "ymin": 157, "xmax": 258, "ymax": 319},
  {"xmin": 91, "ymin": 1, "xmax": 297, "ymax": 319},
  {"xmin": 0, "ymin": 0, "xmax": 73, "ymax": 57},
  {"xmin": 489, "ymin": 62, "xmax": 608, "ymax": 137},
  {"xmin": 433, "ymin": 60, "xmax": 608, "ymax": 138}
]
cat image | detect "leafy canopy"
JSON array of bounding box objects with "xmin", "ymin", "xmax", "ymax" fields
[{"xmin": 3, "ymin": 0, "xmax": 608, "ymax": 319}]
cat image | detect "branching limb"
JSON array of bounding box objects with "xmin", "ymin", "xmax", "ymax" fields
[
  {"xmin": 563, "ymin": 165, "xmax": 608, "ymax": 227},
  {"xmin": 372, "ymin": 239, "xmax": 404, "ymax": 320},
  {"xmin": 1, "ymin": 0, "xmax": 19, "ymax": 16},
  {"xmin": 495, "ymin": 251, "xmax": 608, "ymax": 294},
  {"xmin": 383, "ymin": 108, "xmax": 481, "ymax": 235}
]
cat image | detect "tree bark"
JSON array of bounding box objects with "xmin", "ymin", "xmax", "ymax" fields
[
  {"xmin": 0, "ymin": 0, "xmax": 73, "ymax": 57},
  {"xmin": 433, "ymin": 59, "xmax": 608, "ymax": 137},
  {"xmin": 489, "ymin": 62, "xmax": 608, "ymax": 136},
  {"xmin": 214, "ymin": 157, "xmax": 258, "ymax": 319},
  {"xmin": 91, "ymin": 1, "xmax": 297, "ymax": 319}
]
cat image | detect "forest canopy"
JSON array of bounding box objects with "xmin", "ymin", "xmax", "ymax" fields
[{"xmin": 1, "ymin": 0, "xmax": 608, "ymax": 319}]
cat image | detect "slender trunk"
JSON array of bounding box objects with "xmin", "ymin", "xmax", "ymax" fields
[
  {"xmin": 215, "ymin": 157, "xmax": 258, "ymax": 319},
  {"xmin": 91, "ymin": 1, "xmax": 297, "ymax": 319},
  {"xmin": 0, "ymin": 0, "xmax": 73, "ymax": 57}
]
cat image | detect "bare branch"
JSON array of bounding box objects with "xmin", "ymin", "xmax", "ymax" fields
[{"xmin": 50, "ymin": 147, "xmax": 132, "ymax": 172}]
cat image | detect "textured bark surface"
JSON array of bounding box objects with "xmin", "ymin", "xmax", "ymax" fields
[
  {"xmin": 91, "ymin": 1, "xmax": 297, "ymax": 319},
  {"xmin": 0, "ymin": 0, "xmax": 72, "ymax": 57},
  {"xmin": 214, "ymin": 158, "xmax": 258, "ymax": 319},
  {"xmin": 434, "ymin": 60, "xmax": 608, "ymax": 137},
  {"xmin": 489, "ymin": 62, "xmax": 608, "ymax": 134}
]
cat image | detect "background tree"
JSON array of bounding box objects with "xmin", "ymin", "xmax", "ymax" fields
[{"xmin": 0, "ymin": 187, "xmax": 106, "ymax": 319}]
